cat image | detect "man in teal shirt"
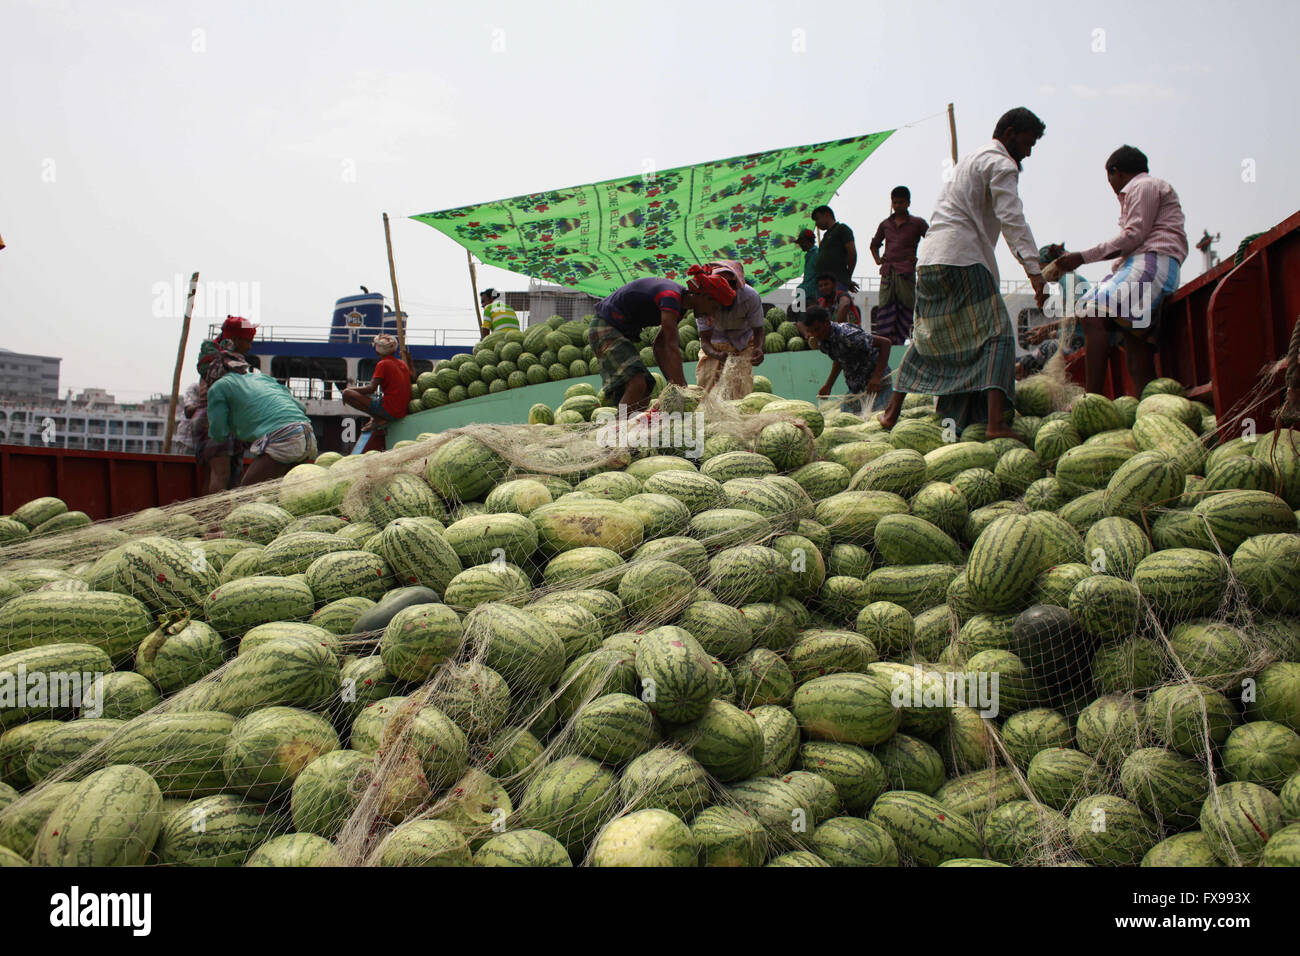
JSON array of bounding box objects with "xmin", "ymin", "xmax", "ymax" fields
[
  {"xmin": 205, "ymin": 352, "xmax": 318, "ymax": 485},
  {"xmin": 795, "ymin": 229, "xmax": 819, "ymax": 309}
]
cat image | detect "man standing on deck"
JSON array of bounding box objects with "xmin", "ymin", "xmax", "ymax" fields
[
  {"xmin": 479, "ymin": 288, "xmax": 520, "ymax": 339},
  {"xmin": 794, "ymin": 229, "xmax": 820, "ymax": 309},
  {"xmin": 695, "ymin": 260, "xmax": 766, "ymax": 400},
  {"xmin": 812, "ymin": 206, "xmax": 858, "ymax": 293},
  {"xmin": 870, "ymin": 186, "xmax": 928, "ymax": 344},
  {"xmin": 204, "ymin": 351, "xmax": 318, "ymax": 485},
  {"xmin": 878, "ymin": 107, "xmax": 1050, "ymax": 438},
  {"xmin": 588, "ymin": 266, "xmax": 736, "ymax": 413},
  {"xmin": 1043, "ymin": 145, "xmax": 1187, "ymax": 397}
]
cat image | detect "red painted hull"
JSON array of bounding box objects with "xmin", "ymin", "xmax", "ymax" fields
[{"xmin": 0, "ymin": 445, "xmax": 207, "ymax": 521}]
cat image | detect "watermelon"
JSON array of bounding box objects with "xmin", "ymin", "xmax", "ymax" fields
[
  {"xmin": 464, "ymin": 603, "xmax": 564, "ymax": 692},
  {"xmin": 0, "ymin": 590, "xmax": 153, "ymax": 662},
  {"xmin": 1068, "ymin": 794, "xmax": 1158, "ymax": 866},
  {"xmin": 217, "ymin": 637, "xmax": 339, "ymax": 716},
  {"xmin": 691, "ymin": 805, "xmax": 768, "ymax": 866},
  {"xmin": 867, "ymin": 790, "xmax": 981, "ymax": 866},
  {"xmin": 984, "ymin": 800, "xmax": 1068, "ymax": 865},
  {"xmin": 1222, "ymin": 721, "xmax": 1300, "ymax": 789},
  {"xmin": 810, "ymin": 816, "xmax": 898, "ymax": 866},
  {"xmin": 31, "ymin": 764, "xmax": 163, "ymax": 866},
  {"xmin": 1027, "ymin": 747, "xmax": 1106, "ymax": 811},
  {"xmin": 965, "ymin": 514, "xmax": 1044, "ymax": 611},
  {"xmin": 1245, "ymin": 662, "xmax": 1300, "ymax": 732},
  {"xmin": 517, "ymin": 756, "xmax": 618, "ymax": 856},
  {"xmin": 377, "ymin": 819, "xmax": 472, "ymax": 866},
  {"xmin": 568, "ymin": 693, "xmax": 659, "ymax": 765},
  {"xmin": 1145, "ymin": 683, "xmax": 1238, "ymax": 755},
  {"xmin": 1132, "ymin": 549, "xmax": 1229, "ymax": 620},
  {"xmin": 204, "ymin": 576, "xmax": 316, "ymax": 637},
  {"xmin": 245, "ymin": 832, "xmax": 342, "ymax": 867},
  {"xmin": 473, "ymin": 829, "xmax": 573, "ymax": 867},
  {"xmin": 1199, "ymin": 781, "xmax": 1286, "ymax": 865},
  {"xmin": 1141, "ymin": 831, "xmax": 1224, "ymax": 867},
  {"xmin": 634, "ymin": 626, "xmax": 718, "ymax": 724},
  {"xmin": 1191, "ymin": 490, "xmax": 1296, "ymax": 553},
  {"xmin": 792, "ymin": 671, "xmax": 900, "ymax": 746}
]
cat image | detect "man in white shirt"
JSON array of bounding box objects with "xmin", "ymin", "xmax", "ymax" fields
[{"xmin": 878, "ymin": 107, "xmax": 1049, "ymax": 437}]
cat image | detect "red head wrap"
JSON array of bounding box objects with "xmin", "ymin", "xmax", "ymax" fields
[{"xmin": 685, "ymin": 264, "xmax": 737, "ymax": 306}]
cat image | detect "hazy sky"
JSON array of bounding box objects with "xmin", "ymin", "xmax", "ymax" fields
[{"xmin": 3, "ymin": 0, "xmax": 1298, "ymax": 401}]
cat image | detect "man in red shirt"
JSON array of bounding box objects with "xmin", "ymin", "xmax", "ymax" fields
[
  {"xmin": 869, "ymin": 186, "xmax": 928, "ymax": 344},
  {"xmin": 342, "ymin": 334, "xmax": 415, "ymax": 439}
]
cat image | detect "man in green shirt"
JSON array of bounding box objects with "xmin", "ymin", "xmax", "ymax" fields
[
  {"xmin": 479, "ymin": 288, "xmax": 520, "ymax": 338},
  {"xmin": 205, "ymin": 352, "xmax": 318, "ymax": 485}
]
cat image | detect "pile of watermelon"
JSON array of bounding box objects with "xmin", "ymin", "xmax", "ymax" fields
[
  {"xmin": 1, "ymin": 374, "xmax": 1299, "ymax": 867},
  {"xmin": 411, "ymin": 308, "xmax": 809, "ymax": 416}
]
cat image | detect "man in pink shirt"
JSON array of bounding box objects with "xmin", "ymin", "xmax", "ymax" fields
[{"xmin": 1045, "ymin": 145, "xmax": 1187, "ymax": 395}]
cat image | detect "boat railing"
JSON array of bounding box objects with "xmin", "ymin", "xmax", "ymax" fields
[{"xmin": 207, "ymin": 324, "xmax": 481, "ymax": 348}]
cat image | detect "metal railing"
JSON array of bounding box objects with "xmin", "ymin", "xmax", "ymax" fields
[{"xmin": 209, "ymin": 324, "xmax": 480, "ymax": 348}]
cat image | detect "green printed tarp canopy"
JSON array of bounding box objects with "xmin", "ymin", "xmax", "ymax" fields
[{"xmin": 411, "ymin": 131, "xmax": 893, "ymax": 297}]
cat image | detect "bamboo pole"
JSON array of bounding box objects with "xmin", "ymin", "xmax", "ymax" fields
[
  {"xmin": 382, "ymin": 213, "xmax": 406, "ymax": 352},
  {"xmin": 947, "ymin": 102, "xmax": 959, "ymax": 164},
  {"xmin": 467, "ymin": 249, "xmax": 483, "ymax": 334},
  {"xmin": 162, "ymin": 271, "xmax": 199, "ymax": 454}
]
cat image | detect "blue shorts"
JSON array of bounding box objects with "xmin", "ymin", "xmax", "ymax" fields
[{"xmin": 368, "ymin": 394, "xmax": 395, "ymax": 421}]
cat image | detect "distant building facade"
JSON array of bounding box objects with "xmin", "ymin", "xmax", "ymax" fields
[{"xmin": 0, "ymin": 349, "xmax": 60, "ymax": 401}]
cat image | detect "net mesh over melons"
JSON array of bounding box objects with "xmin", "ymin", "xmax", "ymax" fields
[{"xmin": 0, "ymin": 355, "xmax": 1297, "ymax": 868}]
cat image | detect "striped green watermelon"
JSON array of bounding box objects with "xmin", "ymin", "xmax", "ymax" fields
[
  {"xmin": 1002, "ymin": 708, "xmax": 1072, "ymax": 767},
  {"xmin": 1119, "ymin": 747, "xmax": 1208, "ymax": 827},
  {"xmin": 810, "ymin": 816, "xmax": 898, "ymax": 866},
  {"xmin": 566, "ymin": 691, "xmax": 658, "ymax": 765},
  {"xmin": 690, "ymin": 805, "xmax": 768, "ymax": 866},
  {"xmin": 463, "ymin": 603, "xmax": 564, "ymax": 692},
  {"xmin": 425, "ymin": 435, "xmax": 509, "ymax": 502},
  {"xmin": 668, "ymin": 699, "xmax": 764, "ymax": 781},
  {"xmin": 590, "ymin": 808, "xmax": 696, "ymax": 867},
  {"xmin": 1232, "ymin": 533, "xmax": 1300, "ymax": 613},
  {"xmin": 1222, "ymin": 721, "xmax": 1300, "ymax": 789},
  {"xmin": 1141, "ymin": 831, "xmax": 1223, "ymax": 867},
  {"xmin": 1199, "ymin": 781, "xmax": 1285, "ymax": 865},
  {"xmin": 634, "ymin": 626, "xmax": 717, "ymax": 724},
  {"xmin": 1190, "ymin": 489, "xmax": 1296, "ymax": 553},
  {"xmin": 309, "ymin": 596, "xmax": 376, "ymax": 635},
  {"xmin": 1056, "ymin": 443, "xmax": 1136, "ymax": 498},
  {"xmin": 984, "ymin": 800, "xmax": 1068, "ymax": 865},
  {"xmin": 245, "ymin": 832, "xmax": 341, "ymax": 867},
  {"xmin": 965, "ymin": 514, "xmax": 1045, "ymax": 611},
  {"xmin": 1082, "ymin": 517, "xmax": 1151, "ymax": 579},
  {"xmin": 867, "ymin": 790, "xmax": 981, "ymax": 866},
  {"xmin": 106, "ymin": 711, "xmax": 235, "ymax": 796},
  {"xmin": 746, "ymin": 706, "xmax": 798, "ymax": 777},
  {"xmin": 223, "ymin": 705, "xmax": 340, "ymax": 799},
  {"xmin": 377, "ymin": 819, "xmax": 472, "ymax": 866},
  {"xmin": 1132, "ymin": 549, "xmax": 1229, "ymax": 619},
  {"xmin": 1092, "ymin": 637, "xmax": 1166, "ymax": 695},
  {"xmin": 792, "ymin": 672, "xmax": 899, "ymax": 747},
  {"xmin": 1068, "ymin": 574, "xmax": 1141, "ymax": 641},
  {"xmin": 1071, "ymin": 392, "xmax": 1125, "ymax": 437},
  {"xmin": 1251, "ymin": 429, "xmax": 1300, "ymax": 508},
  {"xmin": 517, "ymin": 755, "xmax": 618, "ymax": 856},
  {"xmin": 31, "ymin": 764, "xmax": 163, "ymax": 866},
  {"xmin": 873, "ymin": 732, "xmax": 945, "ymax": 794},
  {"xmin": 0, "ymin": 643, "xmax": 113, "ymax": 730},
  {"xmin": 217, "ymin": 636, "xmax": 339, "ymax": 716},
  {"xmin": 221, "ymin": 502, "xmax": 294, "ymax": 544},
  {"xmin": 104, "ymin": 535, "xmax": 219, "ymax": 616},
  {"xmin": 1027, "ymin": 747, "xmax": 1105, "ymax": 811},
  {"xmin": 24, "ymin": 718, "xmax": 125, "ymax": 784},
  {"xmin": 204, "ymin": 575, "xmax": 316, "ymax": 637},
  {"xmin": 443, "ymin": 563, "xmax": 530, "ymax": 610},
  {"xmin": 622, "ymin": 493, "xmax": 692, "ymax": 540},
  {"xmin": 1245, "ymin": 662, "xmax": 1300, "ymax": 732},
  {"xmin": 473, "ymin": 828, "xmax": 573, "ymax": 867},
  {"xmin": 619, "ymin": 747, "xmax": 711, "ymax": 821},
  {"xmin": 0, "ymin": 590, "xmax": 153, "ymax": 662},
  {"xmin": 1068, "ymin": 794, "xmax": 1158, "ymax": 866},
  {"xmin": 865, "ymin": 564, "xmax": 960, "ymax": 616},
  {"xmin": 1145, "ymin": 683, "xmax": 1238, "ymax": 755}
]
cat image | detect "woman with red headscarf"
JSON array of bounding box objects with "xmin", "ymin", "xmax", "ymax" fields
[{"xmin": 587, "ymin": 266, "xmax": 736, "ymax": 412}]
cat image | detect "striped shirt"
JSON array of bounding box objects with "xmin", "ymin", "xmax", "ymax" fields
[
  {"xmin": 482, "ymin": 300, "xmax": 520, "ymax": 333},
  {"xmin": 1079, "ymin": 173, "xmax": 1188, "ymax": 269},
  {"xmin": 919, "ymin": 139, "xmax": 1042, "ymax": 281}
]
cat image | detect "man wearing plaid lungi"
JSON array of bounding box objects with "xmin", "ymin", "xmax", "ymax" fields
[{"xmin": 879, "ymin": 108, "xmax": 1050, "ymax": 438}]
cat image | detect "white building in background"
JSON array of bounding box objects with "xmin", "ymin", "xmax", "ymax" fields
[{"xmin": 0, "ymin": 390, "xmax": 175, "ymax": 455}]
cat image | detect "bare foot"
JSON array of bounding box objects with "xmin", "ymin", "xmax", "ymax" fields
[{"xmin": 360, "ymin": 417, "xmax": 380, "ymax": 433}]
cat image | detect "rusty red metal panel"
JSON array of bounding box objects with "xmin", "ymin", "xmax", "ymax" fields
[{"xmin": 0, "ymin": 446, "xmax": 202, "ymax": 520}]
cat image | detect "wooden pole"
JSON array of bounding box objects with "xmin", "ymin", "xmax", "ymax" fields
[
  {"xmin": 162, "ymin": 271, "xmax": 199, "ymax": 455},
  {"xmin": 947, "ymin": 102, "xmax": 959, "ymax": 164},
  {"xmin": 382, "ymin": 213, "xmax": 406, "ymax": 352},
  {"xmin": 467, "ymin": 249, "xmax": 483, "ymax": 334}
]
